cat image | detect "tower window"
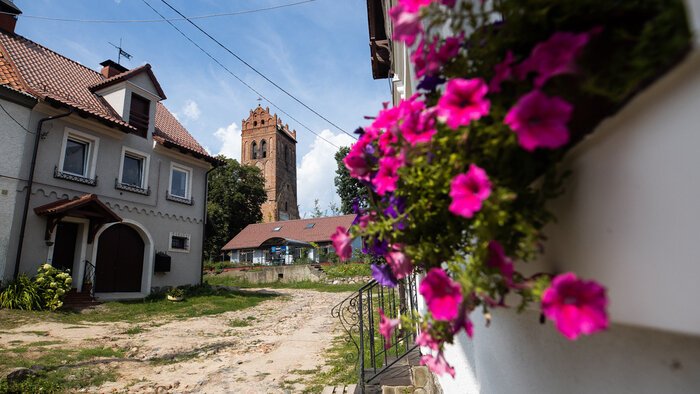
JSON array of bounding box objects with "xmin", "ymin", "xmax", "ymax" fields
[
  {"xmin": 252, "ymin": 141, "xmax": 257, "ymax": 159},
  {"xmin": 253, "ymin": 121, "xmax": 257, "ymax": 126},
  {"xmin": 285, "ymin": 201, "xmax": 288, "ymax": 211},
  {"xmin": 261, "ymin": 139, "xmax": 267, "ymax": 158},
  {"xmin": 261, "ymin": 120, "xmax": 265, "ymax": 125}
]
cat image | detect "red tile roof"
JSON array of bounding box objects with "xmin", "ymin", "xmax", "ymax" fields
[
  {"xmin": 222, "ymin": 215, "xmax": 357, "ymax": 250},
  {"xmin": 34, "ymin": 193, "xmax": 121, "ymax": 222},
  {"xmin": 0, "ymin": 30, "xmax": 219, "ymax": 164}
]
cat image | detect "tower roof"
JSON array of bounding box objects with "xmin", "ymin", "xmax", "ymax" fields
[{"xmin": 242, "ymin": 105, "xmax": 297, "ymax": 141}]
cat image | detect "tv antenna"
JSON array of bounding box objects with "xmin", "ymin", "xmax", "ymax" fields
[
  {"xmin": 256, "ymin": 97, "xmax": 262, "ymax": 106},
  {"xmin": 108, "ymin": 38, "xmax": 133, "ymax": 64}
]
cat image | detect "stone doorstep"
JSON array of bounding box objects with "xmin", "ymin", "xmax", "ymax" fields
[{"xmin": 380, "ymin": 365, "xmax": 437, "ymax": 394}]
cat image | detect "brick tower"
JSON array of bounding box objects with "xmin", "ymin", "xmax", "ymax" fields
[{"xmin": 241, "ymin": 106, "xmax": 299, "ymax": 222}]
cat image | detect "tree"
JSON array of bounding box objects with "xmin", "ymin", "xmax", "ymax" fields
[
  {"xmin": 204, "ymin": 156, "xmax": 267, "ymax": 260},
  {"xmin": 334, "ymin": 146, "xmax": 368, "ymax": 214}
]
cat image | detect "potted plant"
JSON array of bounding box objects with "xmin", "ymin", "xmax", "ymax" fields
[{"xmin": 167, "ymin": 286, "xmax": 184, "ymax": 302}]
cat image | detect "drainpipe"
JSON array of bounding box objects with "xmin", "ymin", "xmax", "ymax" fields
[
  {"xmin": 199, "ymin": 165, "xmax": 217, "ymax": 285},
  {"xmin": 13, "ymin": 108, "xmax": 74, "ymax": 279}
]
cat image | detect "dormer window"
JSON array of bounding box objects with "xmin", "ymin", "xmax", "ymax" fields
[{"xmin": 129, "ymin": 93, "xmax": 150, "ymax": 138}]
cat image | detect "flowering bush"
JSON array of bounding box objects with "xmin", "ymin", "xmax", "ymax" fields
[
  {"xmin": 335, "ymin": 0, "xmax": 690, "ymax": 377},
  {"xmin": 34, "ymin": 264, "xmax": 72, "ymax": 310}
]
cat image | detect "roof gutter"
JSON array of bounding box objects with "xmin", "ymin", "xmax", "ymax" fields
[{"xmin": 13, "ymin": 107, "xmax": 74, "ymax": 279}]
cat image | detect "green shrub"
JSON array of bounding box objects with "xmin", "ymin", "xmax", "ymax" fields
[
  {"xmin": 0, "ymin": 275, "xmax": 43, "ymax": 310},
  {"xmin": 322, "ymin": 263, "xmax": 371, "ymax": 279},
  {"xmin": 34, "ymin": 264, "xmax": 72, "ymax": 310}
]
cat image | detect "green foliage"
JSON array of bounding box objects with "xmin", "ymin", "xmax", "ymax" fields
[
  {"xmin": 0, "ymin": 275, "xmax": 42, "ymax": 310},
  {"xmin": 322, "ymin": 263, "xmax": 371, "ymax": 279},
  {"xmin": 204, "ymin": 275, "xmax": 364, "ymax": 293},
  {"xmin": 204, "ymin": 156, "xmax": 267, "ymax": 260},
  {"xmin": 334, "ymin": 146, "xmax": 368, "ymax": 214},
  {"xmin": 0, "ymin": 265, "xmax": 72, "ymax": 311},
  {"xmin": 167, "ymin": 286, "xmax": 184, "ymax": 298}
]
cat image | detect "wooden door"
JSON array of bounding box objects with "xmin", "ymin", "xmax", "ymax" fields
[
  {"xmin": 52, "ymin": 222, "xmax": 78, "ymax": 273},
  {"xmin": 95, "ymin": 224, "xmax": 144, "ymax": 292}
]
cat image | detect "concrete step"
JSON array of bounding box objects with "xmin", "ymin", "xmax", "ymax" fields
[{"xmin": 321, "ymin": 384, "xmax": 357, "ymax": 394}]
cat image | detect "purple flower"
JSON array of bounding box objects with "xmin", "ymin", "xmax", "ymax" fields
[
  {"xmin": 372, "ymin": 264, "xmax": 398, "ymax": 288},
  {"xmin": 417, "ymin": 75, "xmax": 446, "ymax": 91}
]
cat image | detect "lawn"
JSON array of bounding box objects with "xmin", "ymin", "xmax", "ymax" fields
[
  {"xmin": 0, "ymin": 341, "xmax": 124, "ymax": 393},
  {"xmin": 0, "ymin": 284, "xmax": 277, "ymax": 327},
  {"xmin": 204, "ymin": 275, "xmax": 364, "ymax": 293}
]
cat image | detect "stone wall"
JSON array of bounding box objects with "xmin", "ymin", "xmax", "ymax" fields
[{"xmin": 218, "ymin": 264, "xmax": 326, "ymax": 284}]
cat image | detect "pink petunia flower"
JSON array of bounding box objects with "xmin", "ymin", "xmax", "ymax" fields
[
  {"xmin": 331, "ymin": 226, "xmax": 353, "ymax": 261},
  {"xmin": 412, "ymin": 36, "xmax": 461, "ymax": 78},
  {"xmin": 489, "ymin": 50, "xmax": 515, "ymax": 93},
  {"xmin": 516, "ymin": 31, "xmax": 591, "ymax": 87},
  {"xmin": 398, "ymin": 0, "xmax": 434, "ymax": 13},
  {"xmin": 343, "ymin": 153, "xmax": 371, "ymax": 182},
  {"xmin": 437, "ymin": 78, "xmax": 490, "ymax": 129},
  {"xmin": 449, "ymin": 164, "xmax": 492, "ymax": 218},
  {"xmin": 504, "ymin": 90, "xmax": 573, "ymax": 151},
  {"xmin": 389, "ymin": 4, "xmax": 423, "ymax": 46},
  {"xmin": 356, "ymin": 214, "xmax": 371, "ymax": 230},
  {"xmin": 398, "ymin": 98, "xmax": 437, "ymax": 146},
  {"xmin": 542, "ymin": 272, "xmax": 608, "ymax": 340},
  {"xmin": 419, "ymin": 268, "xmax": 463, "ymax": 321},
  {"xmin": 384, "ymin": 244, "xmax": 414, "ymax": 279},
  {"xmin": 420, "ymin": 352, "xmax": 455, "ymax": 377},
  {"xmin": 487, "ymin": 241, "xmax": 514, "ymax": 281},
  {"xmin": 415, "ymin": 330, "xmax": 440, "ymax": 351},
  {"xmin": 379, "ymin": 309, "xmax": 401, "ymax": 348},
  {"xmin": 372, "ymin": 156, "xmax": 404, "ymax": 196}
]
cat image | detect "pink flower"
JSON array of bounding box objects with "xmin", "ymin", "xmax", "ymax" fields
[
  {"xmin": 449, "ymin": 164, "xmax": 491, "ymax": 218},
  {"xmin": 398, "ymin": 0, "xmax": 434, "ymax": 13},
  {"xmin": 419, "ymin": 268, "xmax": 463, "ymax": 321},
  {"xmin": 379, "ymin": 309, "xmax": 401, "ymax": 348},
  {"xmin": 504, "ymin": 90, "xmax": 573, "ymax": 151},
  {"xmin": 412, "ymin": 36, "xmax": 460, "ymax": 78},
  {"xmin": 343, "ymin": 153, "xmax": 371, "ymax": 182},
  {"xmin": 489, "ymin": 50, "xmax": 515, "ymax": 93},
  {"xmin": 487, "ymin": 241, "xmax": 514, "ymax": 280},
  {"xmin": 389, "ymin": 4, "xmax": 423, "ymax": 46},
  {"xmin": 516, "ymin": 31, "xmax": 591, "ymax": 87},
  {"xmin": 384, "ymin": 244, "xmax": 413, "ymax": 279},
  {"xmin": 398, "ymin": 98, "xmax": 437, "ymax": 146},
  {"xmin": 542, "ymin": 272, "xmax": 608, "ymax": 340},
  {"xmin": 437, "ymin": 78, "xmax": 490, "ymax": 129},
  {"xmin": 415, "ymin": 330, "xmax": 440, "ymax": 351},
  {"xmin": 331, "ymin": 226, "xmax": 353, "ymax": 261},
  {"xmin": 372, "ymin": 156, "xmax": 403, "ymax": 196},
  {"xmin": 420, "ymin": 352, "xmax": 455, "ymax": 377},
  {"xmin": 356, "ymin": 214, "xmax": 371, "ymax": 230}
]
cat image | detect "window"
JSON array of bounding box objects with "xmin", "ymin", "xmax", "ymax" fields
[
  {"xmin": 252, "ymin": 141, "xmax": 257, "ymax": 159},
  {"xmin": 57, "ymin": 128, "xmax": 99, "ymax": 182},
  {"xmin": 261, "ymin": 139, "xmax": 267, "ymax": 158},
  {"xmin": 272, "ymin": 226, "xmax": 282, "ymax": 232},
  {"xmin": 305, "ymin": 223, "xmax": 315, "ymax": 229},
  {"xmin": 129, "ymin": 93, "xmax": 150, "ymax": 137},
  {"xmin": 168, "ymin": 162, "xmax": 192, "ymax": 203},
  {"xmin": 117, "ymin": 147, "xmax": 150, "ymax": 193},
  {"xmin": 169, "ymin": 232, "xmax": 190, "ymax": 253}
]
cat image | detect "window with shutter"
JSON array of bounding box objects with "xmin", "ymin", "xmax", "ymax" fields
[{"xmin": 129, "ymin": 93, "xmax": 150, "ymax": 137}]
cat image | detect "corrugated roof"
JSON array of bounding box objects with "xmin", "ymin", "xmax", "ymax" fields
[
  {"xmin": 222, "ymin": 215, "xmax": 357, "ymax": 250},
  {"xmin": 0, "ymin": 30, "xmax": 219, "ymax": 164}
]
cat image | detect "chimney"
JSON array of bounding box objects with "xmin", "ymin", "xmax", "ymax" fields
[
  {"xmin": 0, "ymin": 0, "xmax": 21, "ymax": 33},
  {"xmin": 100, "ymin": 59, "xmax": 128, "ymax": 78}
]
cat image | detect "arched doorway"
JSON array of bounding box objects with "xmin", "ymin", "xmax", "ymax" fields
[{"xmin": 95, "ymin": 223, "xmax": 144, "ymax": 292}]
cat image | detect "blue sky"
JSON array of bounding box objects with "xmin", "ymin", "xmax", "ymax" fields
[{"xmin": 12, "ymin": 0, "xmax": 388, "ymax": 216}]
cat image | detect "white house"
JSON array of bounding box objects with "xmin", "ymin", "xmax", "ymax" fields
[
  {"xmin": 366, "ymin": 0, "xmax": 700, "ymax": 392},
  {"xmin": 0, "ymin": 2, "xmax": 223, "ymax": 300}
]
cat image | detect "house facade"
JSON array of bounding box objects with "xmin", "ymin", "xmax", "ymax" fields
[
  {"xmin": 0, "ymin": 4, "xmax": 222, "ymax": 299},
  {"xmin": 367, "ymin": 0, "xmax": 700, "ymax": 392},
  {"xmin": 222, "ymin": 215, "xmax": 360, "ymax": 265}
]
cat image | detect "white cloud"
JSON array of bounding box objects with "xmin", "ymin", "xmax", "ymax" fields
[
  {"xmin": 182, "ymin": 100, "xmax": 201, "ymax": 120},
  {"xmin": 214, "ymin": 121, "xmax": 242, "ymax": 160},
  {"xmin": 297, "ymin": 129, "xmax": 355, "ymax": 218}
]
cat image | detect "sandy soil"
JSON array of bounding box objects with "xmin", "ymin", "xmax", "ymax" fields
[{"xmin": 0, "ymin": 288, "xmax": 351, "ymax": 393}]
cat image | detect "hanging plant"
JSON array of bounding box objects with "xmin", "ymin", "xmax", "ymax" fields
[{"xmin": 333, "ymin": 0, "xmax": 691, "ymax": 377}]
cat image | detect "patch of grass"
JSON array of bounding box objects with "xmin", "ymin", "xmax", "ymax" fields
[
  {"xmin": 122, "ymin": 327, "xmax": 145, "ymax": 335},
  {"xmin": 0, "ymin": 284, "xmax": 276, "ymax": 326},
  {"xmin": 20, "ymin": 330, "xmax": 48, "ymax": 336},
  {"xmin": 0, "ymin": 342, "xmax": 124, "ymax": 393},
  {"xmin": 322, "ymin": 263, "xmax": 372, "ymax": 279},
  {"xmin": 204, "ymin": 276, "xmax": 364, "ymax": 293},
  {"xmin": 65, "ymin": 326, "xmax": 89, "ymax": 329},
  {"xmin": 227, "ymin": 319, "xmax": 251, "ymax": 328}
]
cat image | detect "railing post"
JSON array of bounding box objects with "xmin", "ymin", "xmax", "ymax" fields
[{"xmin": 358, "ymin": 286, "xmax": 365, "ymax": 392}]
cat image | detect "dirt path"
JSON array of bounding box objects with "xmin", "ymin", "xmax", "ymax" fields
[{"xmin": 0, "ymin": 288, "xmax": 351, "ymax": 393}]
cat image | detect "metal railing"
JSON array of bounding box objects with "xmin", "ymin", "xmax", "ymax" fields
[
  {"xmin": 83, "ymin": 260, "xmax": 96, "ymax": 298},
  {"xmin": 331, "ymin": 273, "xmax": 419, "ymax": 392}
]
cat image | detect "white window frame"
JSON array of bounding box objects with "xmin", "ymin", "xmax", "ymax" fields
[
  {"xmin": 168, "ymin": 162, "xmax": 192, "ymax": 200},
  {"xmin": 118, "ymin": 146, "xmax": 150, "ymax": 189},
  {"xmin": 58, "ymin": 128, "xmax": 100, "ymax": 179},
  {"xmin": 169, "ymin": 232, "xmax": 191, "ymax": 253}
]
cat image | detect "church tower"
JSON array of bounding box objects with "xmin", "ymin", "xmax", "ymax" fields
[{"xmin": 241, "ymin": 106, "xmax": 299, "ymax": 222}]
